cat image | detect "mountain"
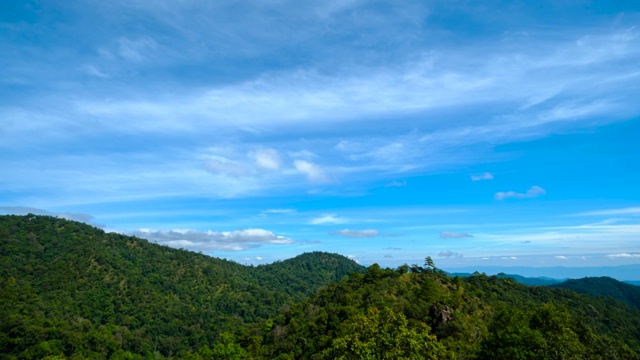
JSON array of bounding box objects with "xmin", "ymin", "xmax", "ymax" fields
[
  {"xmin": 553, "ymin": 277, "xmax": 640, "ymax": 310},
  {"xmin": 0, "ymin": 215, "xmax": 363, "ymax": 359},
  {"xmin": 445, "ymin": 265, "xmax": 640, "ymax": 281},
  {"xmin": 2, "ymin": 214, "xmax": 640, "ymax": 359},
  {"xmin": 226, "ymin": 265, "xmax": 640, "ymax": 359},
  {"xmin": 496, "ymin": 273, "xmax": 564, "ymax": 286},
  {"xmin": 449, "ymin": 272, "xmax": 564, "ymax": 286}
]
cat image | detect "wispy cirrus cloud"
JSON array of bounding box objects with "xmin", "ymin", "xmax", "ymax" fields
[
  {"xmin": 261, "ymin": 208, "xmax": 296, "ymax": 215},
  {"xmin": 385, "ymin": 180, "xmax": 407, "ymax": 188},
  {"xmin": 331, "ymin": 229, "xmax": 380, "ymax": 238},
  {"xmin": 252, "ymin": 148, "xmax": 283, "ymax": 171},
  {"xmin": 471, "ymin": 172, "xmax": 493, "ymax": 181},
  {"xmin": 571, "ymin": 207, "xmax": 640, "ymax": 217},
  {"xmin": 440, "ymin": 231, "xmax": 474, "ymax": 239},
  {"xmin": 495, "ymin": 186, "xmax": 546, "ymax": 200},
  {"xmin": 294, "ymin": 160, "xmax": 329, "ymax": 183},
  {"xmin": 308, "ymin": 214, "xmax": 349, "ymax": 225},
  {"xmin": 2, "ymin": 0, "xmax": 640, "ymax": 269},
  {"xmin": 607, "ymin": 253, "xmax": 640, "ymax": 259}
]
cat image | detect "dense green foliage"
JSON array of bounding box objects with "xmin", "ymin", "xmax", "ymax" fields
[
  {"xmin": 2, "ymin": 215, "xmax": 640, "ymax": 359},
  {"xmin": 0, "ymin": 215, "xmax": 363, "ymax": 359},
  {"xmin": 450, "ymin": 272, "xmax": 563, "ymax": 286},
  {"xmin": 553, "ymin": 276, "xmax": 640, "ymax": 310},
  {"xmin": 229, "ymin": 265, "xmax": 640, "ymax": 359}
]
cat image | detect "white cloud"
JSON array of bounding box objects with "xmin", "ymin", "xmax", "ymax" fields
[
  {"xmin": 253, "ymin": 148, "xmax": 282, "ymax": 171},
  {"xmin": 116, "ymin": 37, "xmax": 158, "ymax": 62},
  {"xmin": 130, "ymin": 228, "xmax": 294, "ymax": 252},
  {"xmin": 288, "ymin": 150, "xmax": 318, "ymax": 160},
  {"xmin": 607, "ymin": 253, "xmax": 640, "ymax": 258},
  {"xmin": 204, "ymin": 156, "xmax": 250, "ymax": 177},
  {"xmin": 494, "ymin": 186, "xmax": 546, "ymax": 200},
  {"xmin": 471, "ymin": 172, "xmax": 494, "ymax": 181},
  {"xmin": 572, "ymin": 207, "xmax": 640, "ymax": 217},
  {"xmin": 555, "ymin": 255, "xmax": 568, "ymax": 260},
  {"xmin": 385, "ymin": 180, "xmax": 407, "ymax": 187},
  {"xmin": 481, "ymin": 223, "xmax": 640, "ymax": 253},
  {"xmin": 440, "ymin": 231, "xmax": 473, "ymax": 239},
  {"xmin": 331, "ymin": 229, "xmax": 379, "ymax": 238},
  {"xmin": 294, "ymin": 160, "xmax": 328, "ymax": 183},
  {"xmin": 309, "ymin": 214, "xmax": 349, "ymax": 225},
  {"xmin": 261, "ymin": 208, "xmax": 296, "ymax": 214},
  {"xmin": 439, "ymin": 250, "xmax": 463, "ymax": 258}
]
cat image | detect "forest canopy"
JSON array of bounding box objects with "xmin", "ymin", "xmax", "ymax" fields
[{"xmin": 1, "ymin": 215, "xmax": 639, "ymax": 359}]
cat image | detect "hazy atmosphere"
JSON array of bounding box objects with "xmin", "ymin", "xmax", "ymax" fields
[{"xmin": 2, "ymin": 0, "xmax": 639, "ymax": 270}]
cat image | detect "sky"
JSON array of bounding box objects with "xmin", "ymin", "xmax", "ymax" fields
[{"xmin": 1, "ymin": 0, "xmax": 640, "ymax": 273}]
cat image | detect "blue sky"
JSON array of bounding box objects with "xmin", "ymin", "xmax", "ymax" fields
[{"xmin": 2, "ymin": 0, "xmax": 640, "ymax": 271}]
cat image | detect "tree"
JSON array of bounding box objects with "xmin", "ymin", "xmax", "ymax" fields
[
  {"xmin": 321, "ymin": 307, "xmax": 449, "ymax": 360},
  {"xmin": 479, "ymin": 308, "xmax": 545, "ymax": 360},
  {"xmin": 424, "ymin": 257, "xmax": 436, "ymax": 272}
]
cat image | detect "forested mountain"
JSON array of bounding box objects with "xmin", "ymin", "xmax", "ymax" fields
[
  {"xmin": 449, "ymin": 272, "xmax": 563, "ymax": 286},
  {"xmin": 0, "ymin": 215, "xmax": 363, "ymax": 359},
  {"xmin": 228, "ymin": 265, "xmax": 640, "ymax": 359},
  {"xmin": 2, "ymin": 215, "xmax": 640, "ymax": 359},
  {"xmin": 553, "ymin": 276, "xmax": 640, "ymax": 310}
]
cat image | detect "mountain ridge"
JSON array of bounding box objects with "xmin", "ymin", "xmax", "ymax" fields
[
  {"xmin": 2, "ymin": 214, "xmax": 640, "ymax": 359},
  {"xmin": 444, "ymin": 264, "xmax": 640, "ymax": 281},
  {"xmin": 552, "ymin": 276, "xmax": 640, "ymax": 310},
  {"xmin": 0, "ymin": 214, "xmax": 363, "ymax": 358}
]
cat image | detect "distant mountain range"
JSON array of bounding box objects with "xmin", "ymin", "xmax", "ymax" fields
[
  {"xmin": 449, "ymin": 272, "xmax": 564, "ymax": 286},
  {"xmin": 553, "ymin": 276, "xmax": 640, "ymax": 310},
  {"xmin": 445, "ymin": 264, "xmax": 640, "ymax": 282}
]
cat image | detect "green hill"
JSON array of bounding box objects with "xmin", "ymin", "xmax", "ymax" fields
[
  {"xmin": 553, "ymin": 276, "xmax": 640, "ymax": 310},
  {"xmin": 0, "ymin": 215, "xmax": 363, "ymax": 359},
  {"xmin": 2, "ymin": 215, "xmax": 640, "ymax": 359},
  {"xmin": 449, "ymin": 272, "xmax": 564, "ymax": 286},
  {"xmin": 227, "ymin": 264, "xmax": 640, "ymax": 359}
]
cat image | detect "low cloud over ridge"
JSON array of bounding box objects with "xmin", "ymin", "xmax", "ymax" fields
[{"xmin": 130, "ymin": 228, "xmax": 294, "ymax": 252}]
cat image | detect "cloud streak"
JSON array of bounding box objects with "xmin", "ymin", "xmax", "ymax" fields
[
  {"xmin": 331, "ymin": 229, "xmax": 380, "ymax": 238},
  {"xmin": 439, "ymin": 250, "xmax": 463, "ymax": 258},
  {"xmin": 495, "ymin": 186, "xmax": 546, "ymax": 200},
  {"xmin": 309, "ymin": 214, "xmax": 349, "ymax": 225},
  {"xmin": 572, "ymin": 207, "xmax": 640, "ymax": 217},
  {"xmin": 130, "ymin": 228, "xmax": 294, "ymax": 252},
  {"xmin": 440, "ymin": 231, "xmax": 474, "ymax": 239},
  {"xmin": 471, "ymin": 172, "xmax": 494, "ymax": 181}
]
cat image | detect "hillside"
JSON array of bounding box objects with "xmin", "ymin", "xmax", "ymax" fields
[
  {"xmin": 449, "ymin": 272, "xmax": 563, "ymax": 286},
  {"xmin": 0, "ymin": 215, "xmax": 363, "ymax": 359},
  {"xmin": 2, "ymin": 215, "xmax": 640, "ymax": 359},
  {"xmin": 553, "ymin": 276, "xmax": 640, "ymax": 310},
  {"xmin": 226, "ymin": 265, "xmax": 640, "ymax": 359}
]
